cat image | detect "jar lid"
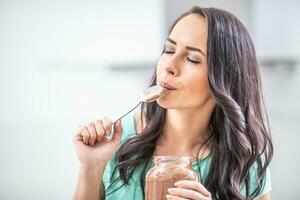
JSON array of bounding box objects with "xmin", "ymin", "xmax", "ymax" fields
[{"xmin": 153, "ymin": 156, "xmax": 191, "ymax": 165}]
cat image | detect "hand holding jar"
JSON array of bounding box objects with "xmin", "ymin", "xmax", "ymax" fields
[
  {"xmin": 166, "ymin": 180, "xmax": 211, "ymax": 200},
  {"xmin": 145, "ymin": 156, "xmax": 212, "ymax": 200}
]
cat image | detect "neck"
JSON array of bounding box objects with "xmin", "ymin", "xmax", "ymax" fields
[{"xmin": 157, "ymin": 100, "xmax": 215, "ymax": 157}]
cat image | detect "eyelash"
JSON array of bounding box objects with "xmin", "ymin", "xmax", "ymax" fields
[{"xmin": 163, "ymin": 50, "xmax": 201, "ymax": 64}]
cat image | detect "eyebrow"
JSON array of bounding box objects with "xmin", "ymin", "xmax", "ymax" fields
[{"xmin": 166, "ymin": 37, "xmax": 206, "ymax": 57}]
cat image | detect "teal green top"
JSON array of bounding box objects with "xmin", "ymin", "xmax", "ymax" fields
[{"xmin": 102, "ymin": 112, "xmax": 271, "ymax": 199}]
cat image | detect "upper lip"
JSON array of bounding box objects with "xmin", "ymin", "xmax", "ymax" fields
[{"xmin": 159, "ymin": 81, "xmax": 177, "ymax": 90}]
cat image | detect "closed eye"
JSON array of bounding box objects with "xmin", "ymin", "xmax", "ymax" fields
[
  {"xmin": 163, "ymin": 50, "xmax": 201, "ymax": 64},
  {"xmin": 187, "ymin": 57, "xmax": 200, "ymax": 64},
  {"xmin": 163, "ymin": 50, "xmax": 175, "ymax": 54}
]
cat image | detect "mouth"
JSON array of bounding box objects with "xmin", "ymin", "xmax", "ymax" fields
[{"xmin": 159, "ymin": 81, "xmax": 177, "ymax": 90}]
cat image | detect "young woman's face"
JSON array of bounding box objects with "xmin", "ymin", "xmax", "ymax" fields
[{"xmin": 156, "ymin": 14, "xmax": 215, "ymax": 110}]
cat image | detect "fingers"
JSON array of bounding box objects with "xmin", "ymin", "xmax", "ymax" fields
[
  {"xmin": 80, "ymin": 126, "xmax": 89, "ymax": 144},
  {"xmin": 94, "ymin": 119, "xmax": 105, "ymax": 142},
  {"xmin": 74, "ymin": 116, "xmax": 113, "ymax": 146},
  {"xmin": 112, "ymin": 120, "xmax": 123, "ymax": 143},
  {"xmin": 175, "ymin": 180, "xmax": 210, "ymax": 197},
  {"xmin": 86, "ymin": 122, "xmax": 97, "ymax": 145},
  {"xmin": 100, "ymin": 117, "xmax": 112, "ymax": 137},
  {"xmin": 166, "ymin": 180, "xmax": 211, "ymax": 200},
  {"xmin": 167, "ymin": 187, "xmax": 206, "ymax": 200}
]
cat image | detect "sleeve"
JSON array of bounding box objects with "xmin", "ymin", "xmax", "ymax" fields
[
  {"xmin": 246, "ymin": 162, "xmax": 272, "ymax": 199},
  {"xmin": 240, "ymin": 159, "xmax": 272, "ymax": 198},
  {"xmin": 252, "ymin": 166, "xmax": 272, "ymax": 198}
]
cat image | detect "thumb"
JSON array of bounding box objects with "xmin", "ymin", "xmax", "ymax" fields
[{"xmin": 112, "ymin": 119, "xmax": 123, "ymax": 143}]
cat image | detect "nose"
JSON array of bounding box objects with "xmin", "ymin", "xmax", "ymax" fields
[{"xmin": 164, "ymin": 58, "xmax": 179, "ymax": 76}]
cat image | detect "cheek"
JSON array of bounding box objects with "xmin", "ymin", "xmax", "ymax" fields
[{"xmin": 184, "ymin": 73, "xmax": 211, "ymax": 99}]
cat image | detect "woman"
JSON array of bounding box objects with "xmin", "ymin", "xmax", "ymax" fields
[{"xmin": 73, "ymin": 6, "xmax": 273, "ymax": 200}]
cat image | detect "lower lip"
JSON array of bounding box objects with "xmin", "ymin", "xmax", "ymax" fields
[
  {"xmin": 164, "ymin": 88, "xmax": 177, "ymax": 92},
  {"xmin": 160, "ymin": 84, "xmax": 176, "ymax": 90},
  {"xmin": 162, "ymin": 86, "xmax": 175, "ymax": 90}
]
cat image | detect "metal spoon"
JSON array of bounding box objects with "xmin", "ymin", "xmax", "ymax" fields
[
  {"xmin": 99, "ymin": 85, "xmax": 170, "ymax": 140},
  {"xmin": 77, "ymin": 85, "xmax": 170, "ymax": 141},
  {"xmin": 112, "ymin": 85, "xmax": 169, "ymax": 124}
]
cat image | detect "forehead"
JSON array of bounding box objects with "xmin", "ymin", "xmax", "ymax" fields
[{"xmin": 169, "ymin": 14, "xmax": 208, "ymax": 52}]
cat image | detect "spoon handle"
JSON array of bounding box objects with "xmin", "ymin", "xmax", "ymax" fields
[
  {"xmin": 103, "ymin": 101, "xmax": 141, "ymax": 140},
  {"xmin": 112, "ymin": 101, "xmax": 142, "ymax": 125}
]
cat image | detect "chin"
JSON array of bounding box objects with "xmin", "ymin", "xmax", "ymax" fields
[{"xmin": 156, "ymin": 98, "xmax": 177, "ymax": 109}]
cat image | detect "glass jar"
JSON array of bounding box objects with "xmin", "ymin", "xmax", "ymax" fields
[{"xmin": 145, "ymin": 156, "xmax": 199, "ymax": 200}]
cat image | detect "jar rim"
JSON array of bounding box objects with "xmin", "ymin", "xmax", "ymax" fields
[{"xmin": 153, "ymin": 156, "xmax": 191, "ymax": 164}]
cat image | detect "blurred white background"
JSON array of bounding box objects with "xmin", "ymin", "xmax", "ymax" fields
[{"xmin": 0, "ymin": 0, "xmax": 299, "ymax": 199}]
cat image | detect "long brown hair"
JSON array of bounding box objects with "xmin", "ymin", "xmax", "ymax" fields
[{"xmin": 107, "ymin": 6, "xmax": 273, "ymax": 200}]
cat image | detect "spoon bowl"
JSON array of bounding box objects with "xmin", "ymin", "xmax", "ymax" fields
[{"xmin": 140, "ymin": 85, "xmax": 170, "ymax": 102}]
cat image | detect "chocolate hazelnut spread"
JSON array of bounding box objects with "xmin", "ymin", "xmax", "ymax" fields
[{"xmin": 145, "ymin": 156, "xmax": 198, "ymax": 200}]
